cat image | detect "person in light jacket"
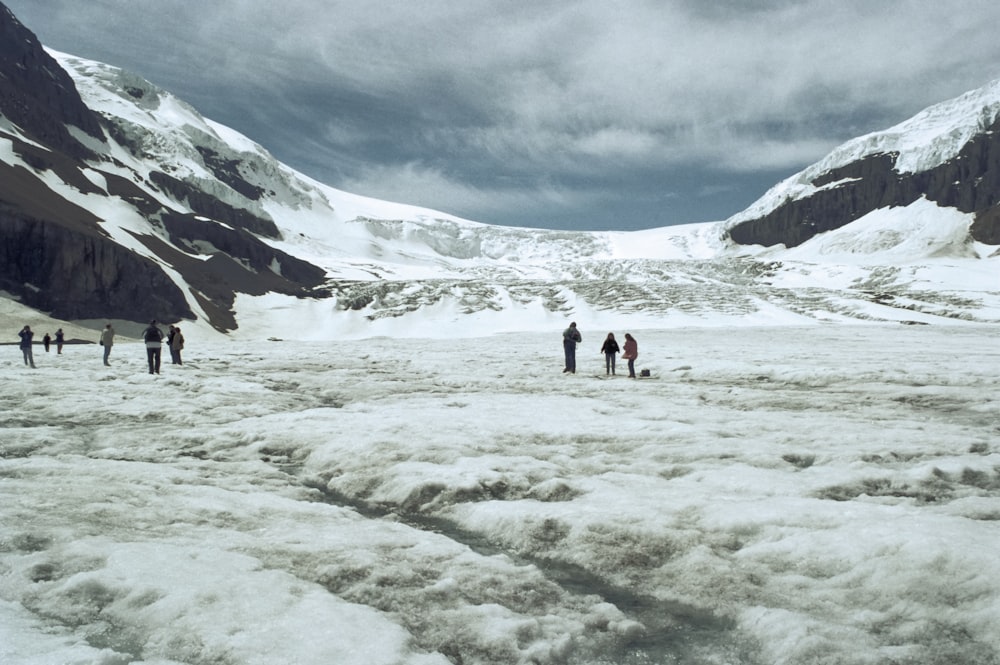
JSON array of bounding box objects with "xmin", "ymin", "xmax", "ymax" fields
[
  {"xmin": 19, "ymin": 325, "xmax": 36, "ymax": 368},
  {"xmin": 622, "ymin": 333, "xmax": 638, "ymax": 378},
  {"xmin": 600, "ymin": 333, "xmax": 620, "ymax": 375},
  {"xmin": 170, "ymin": 326, "xmax": 185, "ymax": 365},
  {"xmin": 100, "ymin": 323, "xmax": 115, "ymax": 366}
]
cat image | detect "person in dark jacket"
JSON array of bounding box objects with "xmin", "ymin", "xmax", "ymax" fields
[
  {"xmin": 142, "ymin": 320, "xmax": 164, "ymax": 374},
  {"xmin": 562, "ymin": 322, "xmax": 582, "ymax": 373},
  {"xmin": 19, "ymin": 325, "xmax": 36, "ymax": 368},
  {"xmin": 600, "ymin": 333, "xmax": 620, "ymax": 375},
  {"xmin": 55, "ymin": 328, "xmax": 65, "ymax": 354},
  {"xmin": 43, "ymin": 333, "xmax": 51, "ymax": 352},
  {"xmin": 622, "ymin": 333, "xmax": 638, "ymax": 378}
]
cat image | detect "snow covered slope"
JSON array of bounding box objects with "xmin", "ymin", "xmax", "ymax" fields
[
  {"xmin": 0, "ymin": 7, "xmax": 996, "ymax": 342},
  {"xmin": 71, "ymin": 50, "xmax": 1000, "ymax": 340},
  {"xmin": 728, "ymin": 79, "xmax": 1000, "ymax": 226}
]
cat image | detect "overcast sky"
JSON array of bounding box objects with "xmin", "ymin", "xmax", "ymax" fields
[{"xmin": 7, "ymin": 1, "xmax": 1000, "ymax": 231}]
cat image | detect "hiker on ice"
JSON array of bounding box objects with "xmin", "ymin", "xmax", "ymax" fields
[
  {"xmin": 143, "ymin": 320, "xmax": 164, "ymax": 374},
  {"xmin": 562, "ymin": 322, "xmax": 582, "ymax": 374},
  {"xmin": 622, "ymin": 333, "xmax": 638, "ymax": 378},
  {"xmin": 167, "ymin": 326, "xmax": 179, "ymax": 364},
  {"xmin": 600, "ymin": 332, "xmax": 620, "ymax": 376},
  {"xmin": 100, "ymin": 323, "xmax": 115, "ymax": 366},
  {"xmin": 18, "ymin": 325, "xmax": 36, "ymax": 368},
  {"xmin": 170, "ymin": 326, "xmax": 185, "ymax": 365}
]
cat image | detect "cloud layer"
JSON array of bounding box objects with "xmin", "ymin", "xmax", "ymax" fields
[{"xmin": 8, "ymin": 0, "xmax": 1000, "ymax": 229}]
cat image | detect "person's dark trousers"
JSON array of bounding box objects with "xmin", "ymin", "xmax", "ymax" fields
[
  {"xmin": 628, "ymin": 358, "xmax": 636, "ymax": 378},
  {"xmin": 563, "ymin": 340, "xmax": 576, "ymax": 373},
  {"xmin": 147, "ymin": 347, "xmax": 162, "ymax": 374},
  {"xmin": 103, "ymin": 346, "xmax": 111, "ymax": 366},
  {"xmin": 605, "ymin": 353, "xmax": 616, "ymax": 375}
]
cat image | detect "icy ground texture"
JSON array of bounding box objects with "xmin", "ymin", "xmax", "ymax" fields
[{"xmin": 1, "ymin": 325, "xmax": 999, "ymax": 664}]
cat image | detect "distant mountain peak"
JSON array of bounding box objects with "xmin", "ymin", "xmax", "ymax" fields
[{"xmin": 727, "ymin": 79, "xmax": 1000, "ymax": 248}]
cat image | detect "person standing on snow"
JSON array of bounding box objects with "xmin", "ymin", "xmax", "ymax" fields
[
  {"xmin": 622, "ymin": 333, "xmax": 638, "ymax": 378},
  {"xmin": 142, "ymin": 320, "xmax": 164, "ymax": 374},
  {"xmin": 55, "ymin": 328, "xmax": 65, "ymax": 354},
  {"xmin": 170, "ymin": 326, "xmax": 185, "ymax": 365},
  {"xmin": 19, "ymin": 325, "xmax": 36, "ymax": 368},
  {"xmin": 600, "ymin": 332, "xmax": 620, "ymax": 376},
  {"xmin": 43, "ymin": 332, "xmax": 51, "ymax": 352},
  {"xmin": 100, "ymin": 323, "xmax": 115, "ymax": 366},
  {"xmin": 166, "ymin": 326, "xmax": 177, "ymax": 364},
  {"xmin": 562, "ymin": 322, "xmax": 582, "ymax": 374}
]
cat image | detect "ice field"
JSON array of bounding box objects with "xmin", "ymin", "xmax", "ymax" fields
[{"xmin": 1, "ymin": 324, "xmax": 999, "ymax": 664}]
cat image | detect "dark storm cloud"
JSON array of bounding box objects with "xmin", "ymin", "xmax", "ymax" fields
[{"xmin": 6, "ymin": 0, "xmax": 1000, "ymax": 230}]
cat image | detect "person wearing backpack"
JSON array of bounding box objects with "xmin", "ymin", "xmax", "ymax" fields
[{"xmin": 142, "ymin": 320, "xmax": 164, "ymax": 374}]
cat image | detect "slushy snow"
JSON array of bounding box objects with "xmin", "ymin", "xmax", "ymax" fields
[{"xmin": 2, "ymin": 325, "xmax": 998, "ymax": 664}]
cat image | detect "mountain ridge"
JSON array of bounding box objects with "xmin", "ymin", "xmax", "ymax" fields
[
  {"xmin": 0, "ymin": 2, "xmax": 996, "ymax": 341},
  {"xmin": 726, "ymin": 79, "xmax": 1000, "ymax": 248}
]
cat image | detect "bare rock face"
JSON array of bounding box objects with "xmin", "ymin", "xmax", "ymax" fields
[
  {"xmin": 0, "ymin": 1, "xmax": 329, "ymax": 332},
  {"xmin": 728, "ymin": 119, "xmax": 1000, "ymax": 248},
  {"xmin": 0, "ymin": 3, "xmax": 103, "ymax": 154},
  {"xmin": 0, "ymin": 207, "xmax": 192, "ymax": 322}
]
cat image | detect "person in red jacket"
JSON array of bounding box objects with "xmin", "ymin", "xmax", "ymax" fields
[{"xmin": 622, "ymin": 333, "xmax": 638, "ymax": 378}]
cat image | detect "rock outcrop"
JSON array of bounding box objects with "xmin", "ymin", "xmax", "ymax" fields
[
  {"xmin": 728, "ymin": 120, "xmax": 1000, "ymax": 248},
  {"xmin": 0, "ymin": 1, "xmax": 329, "ymax": 332},
  {"xmin": 0, "ymin": 4, "xmax": 103, "ymax": 155}
]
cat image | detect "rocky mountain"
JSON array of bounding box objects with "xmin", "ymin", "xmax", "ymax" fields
[
  {"xmin": 0, "ymin": 3, "xmax": 331, "ymax": 333},
  {"xmin": 727, "ymin": 82, "xmax": 1000, "ymax": 248},
  {"xmin": 0, "ymin": 2, "xmax": 997, "ymax": 340}
]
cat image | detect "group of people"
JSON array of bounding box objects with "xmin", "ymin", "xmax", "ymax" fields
[
  {"xmin": 18, "ymin": 326, "xmax": 66, "ymax": 368},
  {"xmin": 16, "ymin": 320, "xmax": 184, "ymax": 373},
  {"xmin": 562, "ymin": 322, "xmax": 639, "ymax": 378},
  {"xmin": 142, "ymin": 320, "xmax": 185, "ymax": 374},
  {"xmin": 39, "ymin": 329, "xmax": 66, "ymax": 354}
]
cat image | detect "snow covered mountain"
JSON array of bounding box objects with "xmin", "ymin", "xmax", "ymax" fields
[
  {"xmin": 0, "ymin": 3, "xmax": 996, "ymax": 341},
  {"xmin": 727, "ymin": 81, "xmax": 1000, "ymax": 248}
]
